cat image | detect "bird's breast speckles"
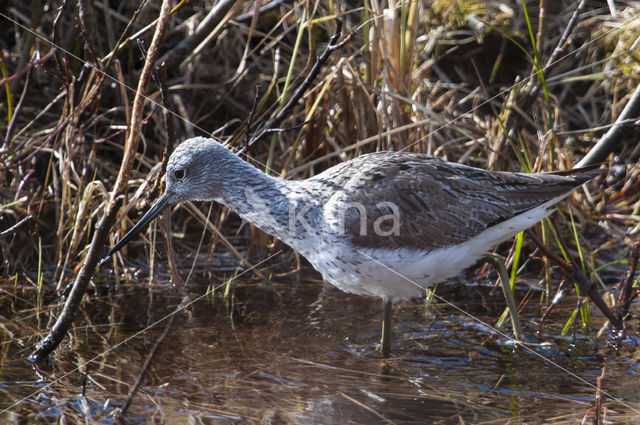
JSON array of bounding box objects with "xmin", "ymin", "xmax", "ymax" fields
[{"xmin": 154, "ymin": 138, "xmax": 601, "ymax": 301}]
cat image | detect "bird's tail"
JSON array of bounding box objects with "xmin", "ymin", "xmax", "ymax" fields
[{"xmin": 546, "ymin": 164, "xmax": 608, "ymax": 184}]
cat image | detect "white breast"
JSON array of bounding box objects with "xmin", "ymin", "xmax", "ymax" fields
[{"xmin": 303, "ymin": 194, "xmax": 567, "ymax": 300}]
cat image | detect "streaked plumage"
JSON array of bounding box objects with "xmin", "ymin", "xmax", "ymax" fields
[{"xmin": 104, "ymin": 137, "xmax": 604, "ymax": 356}]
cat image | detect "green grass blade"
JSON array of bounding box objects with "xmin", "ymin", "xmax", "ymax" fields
[
  {"xmin": 0, "ymin": 57, "xmax": 12, "ymax": 124},
  {"xmin": 561, "ymin": 306, "xmax": 578, "ymax": 336},
  {"xmin": 510, "ymin": 231, "xmax": 524, "ymax": 290}
]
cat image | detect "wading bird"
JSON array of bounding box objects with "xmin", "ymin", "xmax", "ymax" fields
[{"xmin": 103, "ymin": 137, "xmax": 604, "ymax": 357}]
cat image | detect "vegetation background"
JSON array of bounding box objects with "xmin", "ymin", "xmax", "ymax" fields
[{"xmin": 0, "ymin": 0, "xmax": 639, "ymax": 423}]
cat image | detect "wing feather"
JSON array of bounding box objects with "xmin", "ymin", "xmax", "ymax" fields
[{"xmin": 317, "ymin": 152, "xmax": 599, "ymax": 251}]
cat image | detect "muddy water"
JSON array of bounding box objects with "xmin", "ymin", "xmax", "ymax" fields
[{"xmin": 1, "ymin": 269, "xmax": 639, "ymax": 424}]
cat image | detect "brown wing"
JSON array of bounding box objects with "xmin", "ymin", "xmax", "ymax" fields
[{"xmin": 326, "ymin": 153, "xmax": 601, "ymax": 251}]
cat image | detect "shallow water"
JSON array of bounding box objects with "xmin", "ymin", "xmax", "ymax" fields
[{"xmin": 1, "ymin": 268, "xmax": 639, "ymax": 424}]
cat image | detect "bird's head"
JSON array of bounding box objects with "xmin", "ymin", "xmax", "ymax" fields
[
  {"xmin": 163, "ymin": 137, "xmax": 236, "ymax": 204},
  {"xmin": 101, "ymin": 137, "xmax": 236, "ymax": 263}
]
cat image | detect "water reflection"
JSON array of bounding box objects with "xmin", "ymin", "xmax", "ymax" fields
[{"xmin": 0, "ymin": 271, "xmax": 639, "ymax": 424}]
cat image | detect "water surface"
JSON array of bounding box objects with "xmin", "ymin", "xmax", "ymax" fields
[{"xmin": 1, "ymin": 268, "xmax": 639, "ymax": 424}]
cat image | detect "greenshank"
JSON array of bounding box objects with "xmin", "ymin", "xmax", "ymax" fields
[{"xmin": 103, "ymin": 137, "xmax": 604, "ymax": 357}]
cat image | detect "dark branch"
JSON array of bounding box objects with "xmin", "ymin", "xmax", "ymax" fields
[
  {"xmin": 577, "ymin": 84, "xmax": 640, "ymax": 167},
  {"xmin": 244, "ymin": 17, "xmax": 352, "ymax": 151},
  {"xmin": 525, "ymin": 229, "xmax": 623, "ymax": 332},
  {"xmin": 118, "ymin": 296, "xmax": 188, "ymax": 418}
]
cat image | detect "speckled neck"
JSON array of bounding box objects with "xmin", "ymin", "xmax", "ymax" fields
[{"xmin": 216, "ymin": 156, "xmax": 317, "ymax": 251}]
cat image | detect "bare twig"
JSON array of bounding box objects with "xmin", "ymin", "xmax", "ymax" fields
[
  {"xmin": 234, "ymin": 0, "xmax": 290, "ymax": 24},
  {"xmin": 0, "ymin": 215, "xmax": 32, "ymax": 237},
  {"xmin": 525, "ymin": 229, "xmax": 623, "ymax": 331},
  {"xmin": 148, "ymin": 44, "xmax": 182, "ymax": 288},
  {"xmin": 576, "ymin": 84, "xmax": 640, "ymax": 167},
  {"xmin": 244, "ymin": 18, "xmax": 352, "ymax": 150},
  {"xmin": 118, "ymin": 296, "xmax": 189, "ymax": 418},
  {"xmin": 545, "ymin": 0, "xmax": 587, "ymax": 70},
  {"xmin": 49, "ymin": 0, "xmax": 69, "ymax": 76},
  {"xmin": 101, "ymin": 0, "xmax": 150, "ymax": 66},
  {"xmin": 3, "ymin": 57, "xmax": 33, "ymax": 151},
  {"xmin": 27, "ymin": 202, "xmax": 121, "ymax": 363},
  {"xmin": 616, "ymin": 243, "xmax": 639, "ymax": 321},
  {"xmin": 156, "ymin": 66, "xmax": 176, "ymax": 177},
  {"xmin": 156, "ymin": 0, "xmax": 238, "ymax": 69},
  {"xmin": 0, "ymin": 48, "xmax": 56, "ymax": 87},
  {"xmin": 594, "ymin": 367, "xmax": 606, "ymax": 425},
  {"xmin": 28, "ymin": 0, "xmax": 174, "ymax": 363},
  {"xmin": 18, "ymin": 113, "xmax": 73, "ymax": 165}
]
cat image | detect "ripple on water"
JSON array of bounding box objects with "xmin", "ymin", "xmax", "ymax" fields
[{"xmin": 1, "ymin": 274, "xmax": 639, "ymax": 423}]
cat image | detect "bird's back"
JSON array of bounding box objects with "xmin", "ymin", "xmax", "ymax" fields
[
  {"xmin": 294, "ymin": 152, "xmax": 604, "ymax": 299},
  {"xmin": 311, "ymin": 152, "xmax": 602, "ymax": 251}
]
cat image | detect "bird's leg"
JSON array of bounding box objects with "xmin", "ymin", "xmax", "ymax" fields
[
  {"xmin": 482, "ymin": 252, "xmax": 523, "ymax": 342},
  {"xmin": 380, "ymin": 298, "xmax": 392, "ymax": 357}
]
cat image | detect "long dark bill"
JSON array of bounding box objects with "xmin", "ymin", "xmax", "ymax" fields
[{"xmin": 98, "ymin": 194, "xmax": 171, "ymax": 266}]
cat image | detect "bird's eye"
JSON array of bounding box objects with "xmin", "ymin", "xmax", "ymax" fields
[{"xmin": 174, "ymin": 169, "xmax": 185, "ymax": 180}]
